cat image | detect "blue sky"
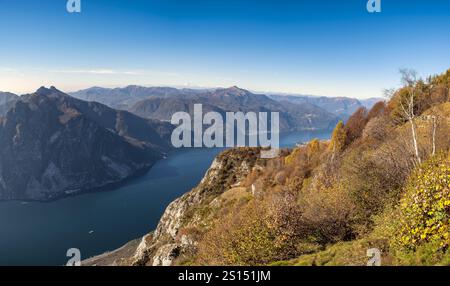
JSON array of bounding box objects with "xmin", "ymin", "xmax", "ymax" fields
[{"xmin": 0, "ymin": 0, "xmax": 449, "ymax": 98}]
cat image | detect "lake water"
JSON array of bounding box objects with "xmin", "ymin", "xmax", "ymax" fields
[{"xmin": 0, "ymin": 131, "xmax": 330, "ymax": 265}]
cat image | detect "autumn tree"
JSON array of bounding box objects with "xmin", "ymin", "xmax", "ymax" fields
[
  {"xmin": 299, "ymin": 181, "xmax": 358, "ymax": 244},
  {"xmin": 306, "ymin": 138, "xmax": 321, "ymax": 163},
  {"xmin": 344, "ymin": 107, "xmax": 368, "ymax": 146},
  {"xmin": 328, "ymin": 121, "xmax": 347, "ymax": 160},
  {"xmin": 367, "ymin": 101, "xmax": 386, "ymax": 121},
  {"xmin": 387, "ymin": 69, "xmax": 422, "ymax": 165}
]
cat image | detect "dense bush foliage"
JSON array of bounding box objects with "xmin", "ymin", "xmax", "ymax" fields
[
  {"xmin": 395, "ymin": 153, "xmax": 450, "ymax": 250},
  {"xmin": 196, "ymin": 190, "xmax": 304, "ymax": 265}
]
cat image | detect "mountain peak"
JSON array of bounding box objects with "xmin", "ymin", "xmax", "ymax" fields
[
  {"xmin": 124, "ymin": 85, "xmax": 142, "ymax": 89},
  {"xmin": 216, "ymin": 86, "xmax": 250, "ymax": 97},
  {"xmin": 228, "ymin": 86, "xmax": 245, "ymax": 92},
  {"xmin": 35, "ymin": 86, "xmax": 51, "ymax": 95},
  {"xmin": 35, "ymin": 86, "xmax": 65, "ymax": 98}
]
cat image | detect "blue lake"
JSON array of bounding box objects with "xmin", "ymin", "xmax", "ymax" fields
[{"xmin": 0, "ymin": 131, "xmax": 330, "ymax": 265}]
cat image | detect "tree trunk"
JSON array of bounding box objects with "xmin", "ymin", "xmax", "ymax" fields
[
  {"xmin": 432, "ymin": 116, "xmax": 436, "ymax": 156},
  {"xmin": 410, "ymin": 118, "xmax": 421, "ymax": 165}
]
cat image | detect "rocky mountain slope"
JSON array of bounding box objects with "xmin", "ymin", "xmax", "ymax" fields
[
  {"xmin": 0, "ymin": 91, "xmax": 18, "ymax": 105},
  {"xmin": 84, "ymin": 148, "xmax": 268, "ymax": 266},
  {"xmin": 0, "ymin": 87, "xmax": 173, "ymax": 201},
  {"xmin": 0, "ymin": 91, "xmax": 18, "ymax": 116}
]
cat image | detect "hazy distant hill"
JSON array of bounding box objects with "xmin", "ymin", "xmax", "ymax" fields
[
  {"xmin": 360, "ymin": 97, "xmax": 386, "ymax": 109},
  {"xmin": 268, "ymin": 94, "xmax": 383, "ymax": 119},
  {"xmin": 0, "ymin": 87, "xmax": 173, "ymax": 201},
  {"xmin": 70, "ymin": 85, "xmax": 208, "ymax": 110},
  {"xmin": 129, "ymin": 86, "xmax": 339, "ymax": 132},
  {"xmin": 71, "ymin": 85, "xmax": 381, "ymax": 129}
]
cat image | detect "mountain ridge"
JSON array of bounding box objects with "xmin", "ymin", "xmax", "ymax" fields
[
  {"xmin": 70, "ymin": 85, "xmax": 382, "ymax": 131},
  {"xmin": 70, "ymin": 85, "xmax": 382, "ymax": 114},
  {"xmin": 128, "ymin": 86, "xmax": 340, "ymax": 132}
]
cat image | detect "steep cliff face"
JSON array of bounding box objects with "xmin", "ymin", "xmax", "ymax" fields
[
  {"xmin": 119, "ymin": 148, "xmax": 265, "ymax": 266},
  {"xmin": 0, "ymin": 87, "xmax": 173, "ymax": 201}
]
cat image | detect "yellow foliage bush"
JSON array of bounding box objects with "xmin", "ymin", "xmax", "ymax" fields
[{"xmin": 395, "ymin": 153, "xmax": 450, "ymax": 250}]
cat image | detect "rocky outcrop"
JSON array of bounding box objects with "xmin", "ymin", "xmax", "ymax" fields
[
  {"xmin": 0, "ymin": 87, "xmax": 173, "ymax": 201},
  {"xmin": 128, "ymin": 148, "xmax": 264, "ymax": 266}
]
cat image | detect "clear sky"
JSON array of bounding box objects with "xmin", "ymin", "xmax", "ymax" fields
[{"xmin": 0, "ymin": 0, "xmax": 449, "ymax": 98}]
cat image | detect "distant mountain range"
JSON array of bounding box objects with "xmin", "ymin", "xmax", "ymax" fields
[
  {"xmin": 70, "ymin": 86, "xmax": 208, "ymax": 110},
  {"xmin": 0, "ymin": 85, "xmax": 382, "ymax": 201},
  {"xmin": 128, "ymin": 86, "xmax": 339, "ymax": 131},
  {"xmin": 69, "ymin": 85, "xmax": 382, "ymax": 132},
  {"xmin": 0, "ymin": 87, "xmax": 173, "ymax": 201},
  {"xmin": 70, "ymin": 86, "xmax": 383, "ymax": 124}
]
